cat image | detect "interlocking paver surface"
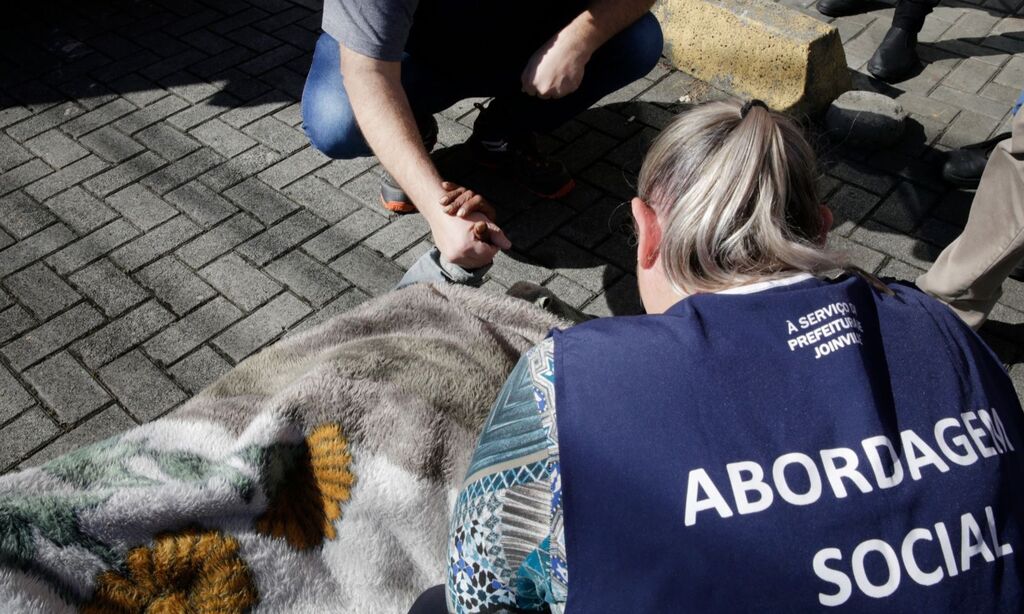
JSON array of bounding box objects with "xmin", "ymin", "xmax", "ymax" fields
[{"xmin": 1, "ymin": 0, "xmax": 1023, "ymax": 471}]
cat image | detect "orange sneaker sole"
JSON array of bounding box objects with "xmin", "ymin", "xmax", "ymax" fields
[{"xmin": 380, "ymin": 194, "xmax": 417, "ymax": 214}]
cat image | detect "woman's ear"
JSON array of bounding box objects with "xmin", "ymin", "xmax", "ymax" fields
[
  {"xmin": 631, "ymin": 197, "xmax": 662, "ymax": 270},
  {"xmin": 818, "ymin": 204, "xmax": 833, "ymax": 245}
]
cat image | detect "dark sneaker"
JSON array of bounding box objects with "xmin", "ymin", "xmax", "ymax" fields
[
  {"xmin": 470, "ymin": 103, "xmax": 576, "ymax": 199},
  {"xmin": 378, "ymin": 115, "xmax": 439, "ymax": 214},
  {"xmin": 1012, "ymin": 260, "xmax": 1024, "ymax": 283}
]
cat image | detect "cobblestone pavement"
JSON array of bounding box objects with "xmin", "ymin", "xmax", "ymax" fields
[{"xmin": 1, "ymin": 0, "xmax": 1022, "ymax": 471}]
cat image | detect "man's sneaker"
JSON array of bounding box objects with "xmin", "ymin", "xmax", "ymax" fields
[
  {"xmin": 470, "ymin": 104, "xmax": 576, "ymax": 200},
  {"xmin": 378, "ymin": 115, "xmax": 439, "ymax": 214}
]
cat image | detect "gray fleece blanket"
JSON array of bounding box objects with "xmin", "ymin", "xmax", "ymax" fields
[{"xmin": 0, "ymin": 283, "xmax": 571, "ymax": 613}]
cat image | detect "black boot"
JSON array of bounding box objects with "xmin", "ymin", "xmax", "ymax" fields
[
  {"xmin": 816, "ymin": 0, "xmax": 866, "ymax": 17},
  {"xmin": 868, "ymin": 27, "xmax": 920, "ymax": 82},
  {"xmin": 942, "ymin": 132, "xmax": 1010, "ymax": 189}
]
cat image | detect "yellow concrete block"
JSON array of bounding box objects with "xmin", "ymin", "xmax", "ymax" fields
[{"xmin": 654, "ymin": 0, "xmax": 851, "ymax": 116}]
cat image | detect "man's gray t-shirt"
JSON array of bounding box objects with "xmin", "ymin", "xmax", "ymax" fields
[{"xmin": 322, "ymin": 0, "xmax": 418, "ymax": 62}]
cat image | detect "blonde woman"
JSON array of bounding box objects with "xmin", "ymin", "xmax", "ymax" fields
[{"xmin": 432, "ymin": 100, "xmax": 1024, "ymax": 613}]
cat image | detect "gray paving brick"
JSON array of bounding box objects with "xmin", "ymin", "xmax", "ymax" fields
[
  {"xmin": 220, "ymin": 92, "xmax": 287, "ymax": 128},
  {"xmin": 190, "ymin": 118, "xmax": 257, "ymax": 157},
  {"xmin": 212, "ymin": 292, "xmax": 311, "ymax": 361},
  {"xmin": 140, "ymin": 148, "xmax": 223, "ymax": 195},
  {"xmin": 164, "ymin": 181, "xmax": 237, "ymax": 227},
  {"xmin": 869, "ymin": 182, "xmax": 941, "ymax": 232},
  {"xmin": 164, "ymin": 77, "xmax": 219, "ymax": 104},
  {"xmin": 109, "ymin": 74, "xmax": 168, "ymax": 108},
  {"xmin": 74, "ymin": 300, "xmax": 174, "ymax": 369},
  {"xmin": 0, "ymin": 192, "xmax": 56, "ymax": 239},
  {"xmin": 134, "ymin": 122, "xmax": 202, "ymax": 161},
  {"xmin": 43, "ymin": 186, "xmax": 118, "ymax": 234},
  {"xmin": 23, "ymin": 129, "xmax": 89, "ymax": 168},
  {"xmin": 223, "ymin": 176, "xmax": 298, "ymax": 224},
  {"xmin": 136, "ymin": 256, "xmax": 216, "ymax": 314},
  {"xmin": 62, "ymin": 98, "xmax": 137, "ymax": 138},
  {"xmin": 200, "ymin": 253, "xmax": 282, "ymax": 310},
  {"xmin": 0, "ymin": 106, "xmax": 32, "ymax": 132},
  {"xmin": 169, "ymin": 345, "xmax": 233, "ymax": 393},
  {"xmin": 236, "ymin": 210, "xmax": 326, "ymax": 264},
  {"xmin": 24, "ymin": 155, "xmax": 109, "ymax": 202},
  {"xmin": 199, "ymin": 144, "xmax": 281, "ymax": 192},
  {"xmin": 0, "ymin": 305, "xmax": 35, "ymax": 346},
  {"xmin": 929, "ymin": 86, "xmax": 1013, "ymax": 121},
  {"xmin": 24, "ymin": 352, "xmax": 110, "ymax": 423},
  {"xmin": 83, "ymin": 151, "xmax": 166, "ymax": 196},
  {"xmin": 4, "ymin": 263, "xmax": 81, "ymax": 320},
  {"xmin": 290, "ymin": 287, "xmax": 370, "ymax": 334},
  {"xmin": 22, "ymin": 405, "xmax": 136, "ymax": 466},
  {"xmin": 330, "ymin": 245, "xmax": 405, "ymax": 295},
  {"xmin": 48, "ymin": 219, "xmax": 140, "ymax": 275},
  {"xmin": 939, "ymin": 109, "xmax": 1004, "ymax": 149},
  {"xmin": 266, "ymin": 250, "xmax": 349, "ymax": 307},
  {"xmin": 1, "ymin": 303, "xmax": 104, "ymax": 370},
  {"xmin": 98, "ymin": 351, "xmax": 186, "ymax": 422},
  {"xmin": 1, "ymin": 159, "xmax": 54, "ymax": 196},
  {"xmin": 847, "ymin": 223, "xmax": 930, "ymax": 270},
  {"xmin": 530, "ymin": 236, "xmax": 621, "ymax": 292},
  {"xmin": 110, "ymin": 215, "xmax": 201, "ymax": 271},
  {"xmin": 302, "ymin": 209, "xmax": 386, "ymax": 262},
  {"xmin": 827, "ymin": 184, "xmax": 881, "ymax": 236},
  {"xmin": 940, "ymin": 57, "xmax": 1001, "ymax": 95},
  {"xmin": 0, "ymin": 223, "xmax": 76, "ymax": 278},
  {"xmin": 257, "ymin": 146, "xmax": 330, "ymax": 189},
  {"xmin": 175, "ymin": 213, "xmax": 262, "ymax": 268},
  {"xmin": 0, "ymin": 134, "xmax": 33, "ymax": 172},
  {"xmin": 284, "ymin": 175, "xmax": 361, "ymax": 224},
  {"xmin": 0, "ymin": 365, "xmax": 34, "ymax": 423},
  {"xmin": 69, "ymin": 258, "xmax": 148, "ymax": 317},
  {"xmin": 0, "ymin": 408, "xmax": 59, "ymax": 470},
  {"xmin": 315, "ymin": 157, "xmax": 377, "ymax": 188},
  {"xmin": 145, "ymin": 297, "xmax": 241, "ymax": 365},
  {"xmin": 105, "ymin": 184, "xmax": 177, "ymax": 230},
  {"xmin": 113, "ymin": 95, "xmax": 190, "ymax": 135},
  {"xmin": 243, "ymin": 115, "xmax": 307, "ymax": 154},
  {"xmin": 394, "ymin": 239, "xmax": 434, "ymax": 269},
  {"xmin": 543, "ymin": 274, "xmax": 594, "ymax": 309},
  {"xmin": 502, "ymin": 201, "xmax": 576, "ymax": 250},
  {"xmin": 362, "ymin": 214, "xmax": 431, "ymax": 258},
  {"xmin": 166, "ymin": 98, "xmax": 231, "ymax": 131},
  {"xmin": 5, "ymin": 103, "xmax": 83, "ymax": 141},
  {"xmin": 487, "ymin": 250, "xmax": 554, "ymax": 286}
]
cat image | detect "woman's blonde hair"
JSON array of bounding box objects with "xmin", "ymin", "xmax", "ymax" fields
[{"xmin": 637, "ymin": 100, "xmax": 845, "ymax": 294}]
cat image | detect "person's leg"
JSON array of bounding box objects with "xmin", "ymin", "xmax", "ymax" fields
[
  {"xmin": 868, "ymin": 0, "xmax": 940, "ymax": 82},
  {"xmin": 917, "ymin": 130, "xmax": 1024, "ymax": 329},
  {"xmin": 301, "ymin": 33, "xmax": 373, "ymax": 159},
  {"xmin": 483, "ymin": 12, "xmax": 664, "ymax": 134},
  {"xmin": 301, "ymin": 33, "xmax": 468, "ymax": 160}
]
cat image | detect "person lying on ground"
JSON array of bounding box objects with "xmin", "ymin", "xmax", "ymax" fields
[
  {"xmin": 301, "ymin": 0, "xmax": 664, "ymax": 269},
  {"xmin": 427, "ymin": 99, "xmax": 1024, "ymax": 613}
]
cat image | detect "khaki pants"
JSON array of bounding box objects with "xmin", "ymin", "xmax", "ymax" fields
[{"xmin": 917, "ymin": 111, "xmax": 1024, "ymax": 330}]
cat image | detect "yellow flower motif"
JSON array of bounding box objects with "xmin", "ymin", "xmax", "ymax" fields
[
  {"xmin": 256, "ymin": 423, "xmax": 356, "ymax": 549},
  {"xmin": 83, "ymin": 529, "xmax": 257, "ymax": 614}
]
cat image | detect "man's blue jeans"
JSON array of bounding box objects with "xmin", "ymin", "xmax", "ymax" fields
[{"xmin": 301, "ymin": 13, "xmax": 663, "ymax": 159}]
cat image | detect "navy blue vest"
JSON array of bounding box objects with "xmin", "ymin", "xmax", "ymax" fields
[{"xmin": 554, "ymin": 275, "xmax": 1024, "ymax": 613}]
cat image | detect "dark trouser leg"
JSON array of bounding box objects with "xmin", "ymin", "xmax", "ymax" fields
[
  {"xmin": 892, "ymin": 0, "xmax": 941, "ymax": 33},
  {"xmin": 484, "ymin": 12, "xmax": 664, "ymax": 134},
  {"xmin": 407, "ymin": 585, "xmax": 448, "ymax": 614}
]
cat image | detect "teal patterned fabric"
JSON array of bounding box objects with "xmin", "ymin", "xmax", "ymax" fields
[{"xmin": 447, "ymin": 338, "xmax": 567, "ymax": 613}]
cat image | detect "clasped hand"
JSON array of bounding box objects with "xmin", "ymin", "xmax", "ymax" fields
[{"xmin": 432, "ymin": 182, "xmax": 511, "ymax": 269}]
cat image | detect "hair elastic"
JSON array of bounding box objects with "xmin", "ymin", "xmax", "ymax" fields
[{"xmin": 740, "ymin": 99, "xmax": 768, "ymax": 118}]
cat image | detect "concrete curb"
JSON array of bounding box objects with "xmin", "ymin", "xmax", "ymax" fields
[{"xmin": 654, "ymin": 0, "xmax": 851, "ymax": 117}]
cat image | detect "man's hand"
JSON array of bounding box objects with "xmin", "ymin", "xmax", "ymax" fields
[
  {"xmin": 521, "ymin": 33, "xmax": 590, "ymax": 99},
  {"xmin": 433, "ymin": 181, "xmax": 510, "ymax": 268}
]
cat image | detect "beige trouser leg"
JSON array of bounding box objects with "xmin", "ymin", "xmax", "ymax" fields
[{"xmin": 917, "ymin": 111, "xmax": 1024, "ymax": 330}]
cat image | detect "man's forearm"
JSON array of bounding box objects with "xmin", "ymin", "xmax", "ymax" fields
[
  {"xmin": 339, "ymin": 46, "xmax": 446, "ymax": 226},
  {"xmin": 565, "ymin": 0, "xmax": 656, "ymax": 56}
]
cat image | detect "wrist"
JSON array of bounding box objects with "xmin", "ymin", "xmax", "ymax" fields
[{"xmin": 561, "ymin": 16, "xmax": 600, "ymax": 60}]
